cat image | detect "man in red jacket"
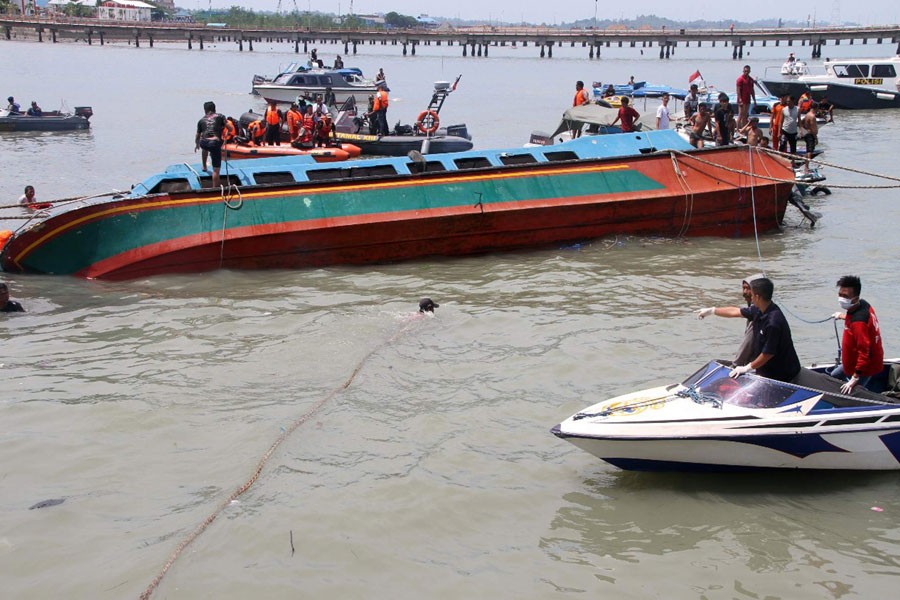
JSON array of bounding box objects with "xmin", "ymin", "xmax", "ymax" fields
[{"xmin": 831, "ymin": 275, "xmax": 884, "ymax": 394}]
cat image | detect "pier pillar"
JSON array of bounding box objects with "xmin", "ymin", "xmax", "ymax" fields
[
  {"xmin": 589, "ymin": 45, "xmax": 594, "ymax": 58},
  {"xmin": 732, "ymin": 45, "xmax": 737, "ymax": 59},
  {"xmin": 344, "ymin": 40, "xmax": 348, "ymax": 53},
  {"xmin": 540, "ymin": 44, "xmax": 545, "ymax": 58},
  {"xmin": 665, "ymin": 44, "xmax": 670, "ymax": 59},
  {"xmin": 697, "ymin": 41, "xmax": 701, "ymax": 47},
  {"xmin": 188, "ymin": 35, "xmax": 192, "ymax": 50},
  {"xmin": 199, "ymin": 36, "xmax": 203, "ymax": 50},
  {"xmin": 353, "ymin": 41, "xmax": 357, "ymax": 54},
  {"xmin": 789, "ymin": 39, "xmax": 793, "ymax": 46},
  {"xmin": 849, "ymin": 38, "xmax": 854, "ymax": 45},
  {"xmin": 523, "ymin": 41, "xmax": 528, "ymax": 47},
  {"xmin": 4, "ymin": 27, "xmax": 10, "ymax": 41},
  {"xmin": 99, "ymin": 32, "xmax": 104, "ymax": 45},
  {"xmin": 249, "ymin": 39, "xmax": 253, "ymax": 51},
  {"xmin": 149, "ymin": 36, "xmax": 153, "ymax": 48},
  {"xmin": 659, "ymin": 44, "xmax": 664, "ymax": 59},
  {"xmin": 134, "ymin": 33, "xmax": 140, "ymax": 48},
  {"xmin": 37, "ymin": 29, "xmax": 42, "ymax": 42},
  {"xmin": 402, "ymin": 43, "xmax": 407, "ymax": 55},
  {"xmin": 462, "ymin": 43, "xmax": 467, "ymax": 57},
  {"xmin": 835, "ymin": 39, "xmax": 840, "ymax": 45},
  {"xmin": 295, "ymin": 38, "xmax": 299, "ymax": 53},
  {"xmin": 618, "ymin": 40, "xmax": 622, "ymax": 47},
  {"xmin": 52, "ymin": 29, "xmax": 57, "ymax": 43},
  {"xmin": 711, "ymin": 40, "xmax": 715, "ymax": 47},
  {"xmin": 412, "ymin": 42, "xmax": 416, "ymax": 55},
  {"xmin": 238, "ymin": 38, "xmax": 243, "ymax": 51},
  {"xmin": 87, "ymin": 31, "xmax": 92, "ymax": 45},
  {"xmin": 548, "ymin": 42, "xmax": 553, "ymax": 58},
  {"xmin": 477, "ymin": 44, "xmax": 482, "ymax": 56},
  {"xmin": 484, "ymin": 43, "xmax": 488, "ymax": 57},
  {"xmin": 863, "ymin": 38, "xmax": 867, "ymax": 44}
]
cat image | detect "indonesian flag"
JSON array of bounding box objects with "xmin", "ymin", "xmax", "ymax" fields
[
  {"xmin": 451, "ymin": 74, "xmax": 462, "ymax": 92},
  {"xmin": 688, "ymin": 70, "xmax": 705, "ymax": 89}
]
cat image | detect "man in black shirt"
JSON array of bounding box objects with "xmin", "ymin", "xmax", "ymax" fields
[
  {"xmin": 713, "ymin": 92, "xmax": 735, "ymax": 146},
  {"xmin": 1, "ymin": 282, "xmax": 25, "ymax": 313},
  {"xmin": 696, "ymin": 277, "xmax": 801, "ymax": 382},
  {"xmin": 194, "ymin": 101, "xmax": 226, "ymax": 188}
]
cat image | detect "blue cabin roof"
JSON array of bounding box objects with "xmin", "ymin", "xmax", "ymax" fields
[{"xmin": 130, "ymin": 130, "xmax": 693, "ymax": 197}]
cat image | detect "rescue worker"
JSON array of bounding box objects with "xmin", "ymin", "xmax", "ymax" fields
[
  {"xmin": 292, "ymin": 105, "xmax": 314, "ymax": 148},
  {"xmin": 368, "ymin": 80, "xmax": 390, "ymax": 137},
  {"xmin": 222, "ymin": 117, "xmax": 238, "ymax": 144},
  {"xmin": 247, "ymin": 119, "xmax": 266, "ymax": 146},
  {"xmin": 286, "ymin": 102, "xmax": 304, "ymax": 144},
  {"xmin": 264, "ymin": 99, "xmax": 283, "ymax": 146},
  {"xmin": 315, "ymin": 111, "xmax": 334, "ymax": 147}
]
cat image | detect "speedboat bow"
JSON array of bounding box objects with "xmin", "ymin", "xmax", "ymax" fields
[{"xmin": 553, "ymin": 360, "xmax": 900, "ymax": 471}]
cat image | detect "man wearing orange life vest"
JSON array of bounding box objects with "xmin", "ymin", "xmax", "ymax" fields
[
  {"xmin": 222, "ymin": 117, "xmax": 238, "ymax": 144},
  {"xmin": 291, "ymin": 105, "xmax": 315, "ymax": 148},
  {"xmin": 315, "ymin": 110, "xmax": 334, "ymax": 147},
  {"xmin": 368, "ymin": 80, "xmax": 390, "ymax": 136},
  {"xmin": 286, "ymin": 102, "xmax": 303, "ymax": 144},
  {"xmin": 571, "ymin": 80, "xmax": 590, "ymax": 138},
  {"xmin": 247, "ymin": 119, "xmax": 266, "ymax": 146},
  {"xmin": 770, "ymin": 95, "xmax": 785, "ymax": 153},
  {"xmin": 264, "ymin": 99, "xmax": 283, "ymax": 146}
]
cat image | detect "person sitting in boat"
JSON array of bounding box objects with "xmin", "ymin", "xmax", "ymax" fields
[
  {"xmin": 375, "ymin": 68, "xmax": 386, "ymax": 83},
  {"xmin": 603, "ymin": 84, "xmax": 616, "ymax": 98},
  {"xmin": 222, "ymin": 116, "xmax": 238, "ymax": 144},
  {"xmin": 264, "ymin": 99, "xmax": 283, "ymax": 147},
  {"xmin": 688, "ymin": 103, "xmax": 713, "ymax": 148},
  {"xmin": 759, "ymin": 135, "xmax": 770, "ymax": 148},
  {"xmin": 26, "ymin": 101, "xmax": 42, "ymax": 116},
  {"xmin": 333, "ymin": 55, "xmax": 344, "ymax": 69},
  {"xmin": 610, "ymin": 97, "xmax": 640, "ymax": 133},
  {"xmin": 0, "ymin": 283, "xmax": 25, "ymax": 314},
  {"xmin": 286, "ymin": 102, "xmax": 304, "ymax": 144},
  {"xmin": 290, "ymin": 106, "xmax": 315, "ymax": 148},
  {"xmin": 798, "ymin": 91, "xmax": 814, "ymax": 114},
  {"xmin": 314, "ymin": 111, "xmax": 335, "ymax": 147},
  {"xmin": 247, "ymin": 119, "xmax": 266, "ymax": 147},
  {"xmin": 195, "ymin": 101, "xmax": 226, "ymax": 188},
  {"xmin": 816, "ymin": 97, "xmax": 834, "ymax": 123},
  {"xmin": 18, "ymin": 185, "xmax": 37, "ymax": 207},
  {"xmin": 696, "ymin": 277, "xmax": 802, "ymax": 384},
  {"xmin": 739, "ymin": 117, "xmax": 762, "ymax": 146},
  {"xmin": 6, "ymin": 96, "xmax": 21, "ymax": 115},
  {"xmin": 830, "ymin": 275, "xmax": 885, "ymax": 394}
]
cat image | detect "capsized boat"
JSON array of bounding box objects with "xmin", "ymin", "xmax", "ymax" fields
[
  {"xmin": 0, "ymin": 106, "xmax": 92, "ymax": 132},
  {"xmin": 553, "ymin": 359, "xmax": 900, "ymax": 471},
  {"xmin": 0, "ymin": 130, "xmax": 797, "ymax": 280}
]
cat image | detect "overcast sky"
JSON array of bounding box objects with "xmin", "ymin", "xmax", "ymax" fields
[{"xmin": 216, "ymin": 0, "xmax": 895, "ymax": 27}]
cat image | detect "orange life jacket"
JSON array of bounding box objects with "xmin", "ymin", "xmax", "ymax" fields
[
  {"xmin": 373, "ymin": 90, "xmax": 389, "ymax": 111},
  {"xmin": 286, "ymin": 109, "xmax": 302, "ymax": 134},
  {"xmin": 265, "ymin": 106, "xmax": 281, "ymax": 126},
  {"xmin": 300, "ymin": 114, "xmax": 314, "ymax": 143},
  {"xmin": 573, "ymin": 89, "xmax": 588, "ymax": 106},
  {"xmin": 248, "ymin": 120, "xmax": 265, "ymax": 145},
  {"xmin": 223, "ymin": 120, "xmax": 237, "ymax": 143}
]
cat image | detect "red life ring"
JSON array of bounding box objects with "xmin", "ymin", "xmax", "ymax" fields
[{"xmin": 416, "ymin": 110, "xmax": 440, "ymax": 135}]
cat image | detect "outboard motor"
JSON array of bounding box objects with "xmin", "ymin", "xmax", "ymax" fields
[
  {"xmin": 74, "ymin": 106, "xmax": 93, "ymax": 120},
  {"xmin": 445, "ymin": 124, "xmax": 470, "ymax": 140}
]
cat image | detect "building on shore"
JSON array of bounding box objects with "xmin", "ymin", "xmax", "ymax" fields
[{"xmin": 97, "ymin": 0, "xmax": 152, "ymax": 22}]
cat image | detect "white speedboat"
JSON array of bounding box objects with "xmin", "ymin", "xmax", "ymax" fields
[
  {"xmin": 252, "ymin": 67, "xmax": 377, "ymax": 105},
  {"xmin": 553, "ymin": 360, "xmax": 900, "ymax": 471},
  {"xmin": 762, "ymin": 56, "xmax": 900, "ymax": 110}
]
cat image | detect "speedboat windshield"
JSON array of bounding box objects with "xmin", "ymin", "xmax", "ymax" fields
[{"xmin": 681, "ymin": 361, "xmax": 798, "ymax": 409}]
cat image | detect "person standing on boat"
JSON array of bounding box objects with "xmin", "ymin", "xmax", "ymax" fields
[
  {"xmin": 18, "ymin": 185, "xmax": 37, "ymax": 207},
  {"xmin": 26, "ymin": 101, "xmax": 42, "ymax": 116},
  {"xmin": 333, "ymin": 55, "xmax": 344, "ymax": 69},
  {"xmin": 610, "ymin": 97, "xmax": 640, "ymax": 133},
  {"xmin": 6, "ymin": 96, "xmax": 21, "ymax": 115},
  {"xmin": 799, "ymin": 105, "xmax": 818, "ymax": 160},
  {"xmin": 739, "ymin": 117, "xmax": 762, "ymax": 146},
  {"xmin": 779, "ymin": 96, "xmax": 800, "ymax": 155},
  {"xmin": 684, "ymin": 84, "xmax": 701, "ymax": 119},
  {"xmin": 286, "ymin": 102, "xmax": 304, "ymax": 144},
  {"xmin": 713, "ymin": 93, "xmax": 735, "ymax": 145},
  {"xmin": 830, "ymin": 276, "xmax": 884, "ymax": 394},
  {"xmin": 696, "ymin": 277, "xmax": 801, "ymax": 383},
  {"xmin": 369, "ymin": 80, "xmax": 390, "ymax": 137},
  {"xmin": 735, "ymin": 65, "xmax": 756, "ymax": 130},
  {"xmin": 375, "ymin": 68, "xmax": 386, "ymax": 83},
  {"xmin": 688, "ymin": 103, "xmax": 713, "ymax": 148},
  {"xmin": 655, "ymin": 93, "xmax": 671, "ymax": 130},
  {"xmin": 264, "ymin": 99, "xmax": 283, "ymax": 147},
  {"xmin": 571, "ymin": 81, "xmax": 590, "ymax": 138},
  {"xmin": 0, "ymin": 283, "xmax": 24, "ymax": 313},
  {"xmin": 194, "ymin": 101, "xmax": 226, "ymax": 188}
]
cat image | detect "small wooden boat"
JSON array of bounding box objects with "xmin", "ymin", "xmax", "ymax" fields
[
  {"xmin": 0, "ymin": 106, "xmax": 92, "ymax": 132},
  {"xmin": 0, "ymin": 130, "xmax": 797, "ymax": 281},
  {"xmin": 222, "ymin": 142, "xmax": 359, "ymax": 162}
]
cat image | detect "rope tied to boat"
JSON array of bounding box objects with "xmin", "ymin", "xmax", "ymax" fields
[
  {"xmin": 139, "ymin": 316, "xmax": 424, "ymax": 600},
  {"xmin": 572, "ymin": 394, "xmax": 675, "ymax": 420},
  {"xmin": 675, "ymin": 386, "xmax": 723, "ymax": 409}
]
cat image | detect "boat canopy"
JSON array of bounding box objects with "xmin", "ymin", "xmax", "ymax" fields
[{"xmin": 550, "ymin": 104, "xmax": 655, "ymax": 138}]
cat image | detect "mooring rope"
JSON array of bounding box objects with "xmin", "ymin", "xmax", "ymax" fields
[
  {"xmin": 139, "ymin": 317, "xmax": 422, "ymax": 600},
  {"xmin": 669, "ymin": 152, "xmax": 694, "ymax": 238},
  {"xmin": 0, "ymin": 190, "xmax": 122, "ymax": 212}
]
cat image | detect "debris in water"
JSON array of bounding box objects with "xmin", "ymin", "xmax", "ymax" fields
[{"xmin": 29, "ymin": 498, "xmax": 65, "ymax": 510}]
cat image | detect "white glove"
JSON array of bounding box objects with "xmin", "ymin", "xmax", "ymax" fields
[
  {"xmin": 840, "ymin": 376, "xmax": 859, "ymax": 395},
  {"xmin": 832, "ymin": 312, "xmax": 845, "ymax": 320},
  {"xmin": 696, "ymin": 307, "xmax": 715, "ymax": 320},
  {"xmin": 730, "ymin": 364, "xmax": 752, "ymax": 378}
]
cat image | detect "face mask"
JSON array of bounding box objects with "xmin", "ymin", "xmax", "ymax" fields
[{"xmin": 838, "ymin": 296, "xmax": 855, "ymax": 310}]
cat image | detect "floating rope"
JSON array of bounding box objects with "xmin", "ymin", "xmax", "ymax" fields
[{"xmin": 139, "ymin": 317, "xmax": 421, "ymax": 600}]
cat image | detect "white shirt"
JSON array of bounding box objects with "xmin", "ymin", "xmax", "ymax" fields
[
  {"xmin": 19, "ymin": 194, "xmax": 36, "ymax": 205},
  {"xmin": 656, "ymin": 104, "xmax": 671, "ymax": 129}
]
